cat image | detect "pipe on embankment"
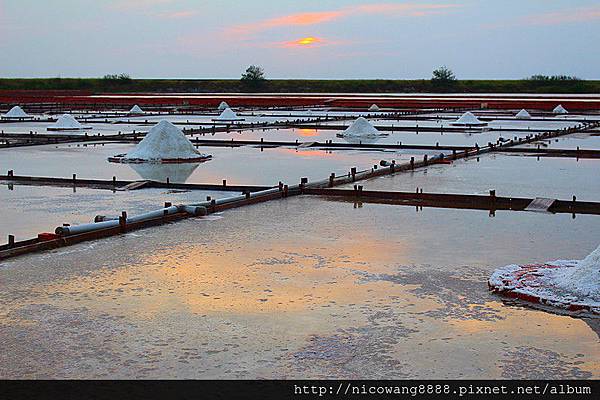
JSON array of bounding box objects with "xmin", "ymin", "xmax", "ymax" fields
[
  {"xmin": 55, "ymin": 205, "xmax": 198, "ymax": 235},
  {"xmin": 54, "ymin": 186, "xmax": 286, "ymax": 236}
]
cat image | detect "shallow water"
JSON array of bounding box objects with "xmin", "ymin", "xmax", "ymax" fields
[
  {"xmin": 517, "ymin": 132, "xmax": 600, "ymax": 150},
  {"xmin": 346, "ymin": 153, "xmax": 600, "ymax": 201},
  {"xmin": 0, "ymin": 142, "xmax": 428, "ymax": 186},
  {"xmin": 0, "ymin": 184, "xmax": 232, "ymax": 241},
  {"xmin": 1, "ymin": 196, "xmax": 599, "ymax": 379}
]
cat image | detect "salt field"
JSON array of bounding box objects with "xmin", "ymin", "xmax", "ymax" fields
[
  {"xmin": 2, "ymin": 101, "xmax": 600, "ymax": 384},
  {"xmin": 346, "ymin": 153, "xmax": 600, "ymax": 200},
  {"xmin": 4, "ymin": 0, "xmax": 600, "ymax": 393},
  {"xmin": 1, "ymin": 197, "xmax": 599, "ymax": 379}
]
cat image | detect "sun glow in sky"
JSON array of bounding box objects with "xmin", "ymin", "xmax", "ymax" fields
[
  {"xmin": 297, "ymin": 37, "xmax": 319, "ymax": 45},
  {"xmin": 0, "ymin": 0, "xmax": 599, "ymax": 79},
  {"xmin": 282, "ymin": 36, "xmax": 323, "ymax": 47}
]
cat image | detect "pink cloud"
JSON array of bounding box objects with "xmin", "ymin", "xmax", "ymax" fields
[
  {"xmin": 524, "ymin": 6, "xmax": 600, "ymax": 25},
  {"xmin": 229, "ymin": 11, "xmax": 345, "ymax": 35},
  {"xmin": 227, "ymin": 3, "xmax": 461, "ymax": 35},
  {"xmin": 108, "ymin": 0, "xmax": 177, "ymax": 11},
  {"xmin": 353, "ymin": 3, "xmax": 458, "ymax": 16},
  {"xmin": 155, "ymin": 10, "xmax": 198, "ymax": 19}
]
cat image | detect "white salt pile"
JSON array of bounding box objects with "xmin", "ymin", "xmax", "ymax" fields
[
  {"xmin": 215, "ymin": 107, "xmax": 243, "ymax": 121},
  {"xmin": 2, "ymin": 105, "xmax": 30, "ymax": 119},
  {"xmin": 123, "ymin": 120, "xmax": 209, "ymax": 162},
  {"xmin": 341, "ymin": 117, "xmax": 382, "ymax": 137},
  {"xmin": 515, "ymin": 109, "xmax": 531, "ymax": 119},
  {"xmin": 129, "ymin": 104, "xmax": 144, "ymax": 114},
  {"xmin": 553, "ymin": 104, "xmax": 568, "ymax": 114},
  {"xmin": 555, "ymin": 245, "xmax": 600, "ymax": 298},
  {"xmin": 368, "ymin": 104, "xmax": 380, "ymax": 112},
  {"xmin": 451, "ymin": 111, "xmax": 487, "ymax": 126},
  {"xmin": 47, "ymin": 114, "xmax": 90, "ymax": 130},
  {"xmin": 217, "ymin": 101, "xmax": 230, "ymax": 111},
  {"xmin": 489, "ymin": 244, "xmax": 600, "ymax": 315}
]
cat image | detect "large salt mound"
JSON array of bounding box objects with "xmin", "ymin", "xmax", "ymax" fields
[
  {"xmin": 47, "ymin": 114, "xmax": 90, "ymax": 130},
  {"xmin": 129, "ymin": 105, "xmax": 144, "ymax": 114},
  {"xmin": 515, "ymin": 109, "xmax": 531, "ymax": 119},
  {"xmin": 555, "ymin": 245, "xmax": 600, "ymax": 298},
  {"xmin": 451, "ymin": 111, "xmax": 487, "ymax": 126},
  {"xmin": 368, "ymin": 104, "xmax": 380, "ymax": 112},
  {"xmin": 341, "ymin": 117, "xmax": 382, "ymax": 137},
  {"xmin": 2, "ymin": 105, "xmax": 29, "ymax": 119},
  {"xmin": 218, "ymin": 101, "xmax": 230, "ymax": 111},
  {"xmin": 553, "ymin": 104, "xmax": 568, "ymax": 114},
  {"xmin": 124, "ymin": 120, "xmax": 209, "ymax": 162},
  {"xmin": 214, "ymin": 107, "xmax": 243, "ymax": 121}
]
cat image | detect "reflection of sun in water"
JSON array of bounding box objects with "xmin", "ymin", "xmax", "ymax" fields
[{"xmin": 298, "ymin": 128, "xmax": 318, "ymax": 137}]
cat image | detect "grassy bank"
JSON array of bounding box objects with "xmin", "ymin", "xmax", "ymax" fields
[{"xmin": 1, "ymin": 78, "xmax": 599, "ymax": 94}]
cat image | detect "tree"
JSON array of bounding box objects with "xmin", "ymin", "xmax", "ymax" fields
[
  {"xmin": 528, "ymin": 74, "xmax": 580, "ymax": 81},
  {"xmin": 102, "ymin": 73, "xmax": 132, "ymax": 83},
  {"xmin": 241, "ymin": 65, "xmax": 266, "ymax": 91},
  {"xmin": 431, "ymin": 66, "xmax": 456, "ymax": 84}
]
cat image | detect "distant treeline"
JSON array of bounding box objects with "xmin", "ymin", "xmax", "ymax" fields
[{"xmin": 1, "ymin": 78, "xmax": 599, "ymax": 94}]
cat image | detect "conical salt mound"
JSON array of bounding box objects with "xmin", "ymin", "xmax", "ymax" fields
[
  {"xmin": 215, "ymin": 107, "xmax": 240, "ymax": 120},
  {"xmin": 342, "ymin": 117, "xmax": 381, "ymax": 137},
  {"xmin": 556, "ymin": 245, "xmax": 600, "ymax": 298},
  {"xmin": 217, "ymin": 101, "xmax": 230, "ymax": 111},
  {"xmin": 129, "ymin": 104, "xmax": 144, "ymax": 114},
  {"xmin": 124, "ymin": 120, "xmax": 209, "ymax": 162},
  {"xmin": 48, "ymin": 114, "xmax": 88, "ymax": 130},
  {"xmin": 553, "ymin": 104, "xmax": 568, "ymax": 114},
  {"xmin": 515, "ymin": 109, "xmax": 531, "ymax": 119},
  {"xmin": 368, "ymin": 104, "xmax": 380, "ymax": 112},
  {"xmin": 452, "ymin": 111, "xmax": 486, "ymax": 126},
  {"xmin": 2, "ymin": 105, "xmax": 29, "ymax": 118}
]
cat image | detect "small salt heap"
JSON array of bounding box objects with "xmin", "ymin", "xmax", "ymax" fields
[
  {"xmin": 556, "ymin": 245, "xmax": 600, "ymax": 298},
  {"xmin": 368, "ymin": 104, "xmax": 380, "ymax": 112},
  {"xmin": 341, "ymin": 117, "xmax": 382, "ymax": 138},
  {"xmin": 553, "ymin": 104, "xmax": 568, "ymax": 114},
  {"xmin": 217, "ymin": 101, "xmax": 230, "ymax": 111},
  {"xmin": 2, "ymin": 105, "xmax": 30, "ymax": 119},
  {"xmin": 214, "ymin": 107, "xmax": 243, "ymax": 121},
  {"xmin": 47, "ymin": 114, "xmax": 90, "ymax": 130},
  {"xmin": 515, "ymin": 109, "xmax": 531, "ymax": 119},
  {"xmin": 122, "ymin": 120, "xmax": 210, "ymax": 162},
  {"xmin": 451, "ymin": 111, "xmax": 487, "ymax": 126},
  {"xmin": 129, "ymin": 105, "xmax": 144, "ymax": 115}
]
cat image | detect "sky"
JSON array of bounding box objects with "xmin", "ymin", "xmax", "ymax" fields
[{"xmin": 0, "ymin": 0, "xmax": 599, "ymax": 79}]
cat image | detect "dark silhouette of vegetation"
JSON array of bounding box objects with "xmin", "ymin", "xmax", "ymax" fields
[
  {"xmin": 431, "ymin": 66, "xmax": 457, "ymax": 91},
  {"xmin": 1, "ymin": 77, "xmax": 599, "ymax": 94},
  {"xmin": 431, "ymin": 66, "xmax": 456, "ymax": 83},
  {"xmin": 528, "ymin": 74, "xmax": 580, "ymax": 81},
  {"xmin": 240, "ymin": 65, "xmax": 266, "ymax": 91},
  {"xmin": 102, "ymin": 73, "xmax": 132, "ymax": 83}
]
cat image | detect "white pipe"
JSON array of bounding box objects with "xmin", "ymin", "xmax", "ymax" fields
[
  {"xmin": 57, "ymin": 206, "xmax": 180, "ymax": 235},
  {"xmin": 57, "ymin": 186, "xmax": 291, "ymax": 237}
]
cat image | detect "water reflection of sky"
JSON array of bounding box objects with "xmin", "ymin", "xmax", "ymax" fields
[
  {"xmin": 1, "ymin": 198, "xmax": 599, "ymax": 378},
  {"xmin": 0, "ymin": 142, "xmax": 437, "ymax": 186},
  {"xmin": 0, "ymin": 184, "xmax": 232, "ymax": 240},
  {"xmin": 128, "ymin": 162, "xmax": 200, "ymax": 183},
  {"xmin": 347, "ymin": 153, "xmax": 600, "ymax": 201}
]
